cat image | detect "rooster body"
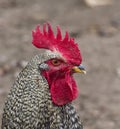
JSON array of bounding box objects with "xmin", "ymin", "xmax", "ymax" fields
[{"xmin": 2, "ymin": 23, "xmax": 85, "ymax": 129}]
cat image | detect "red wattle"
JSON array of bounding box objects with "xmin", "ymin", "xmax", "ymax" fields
[{"xmin": 50, "ymin": 71, "xmax": 78, "ymax": 105}]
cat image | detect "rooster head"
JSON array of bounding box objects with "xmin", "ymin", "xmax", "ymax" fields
[{"xmin": 32, "ymin": 23, "xmax": 86, "ymax": 106}]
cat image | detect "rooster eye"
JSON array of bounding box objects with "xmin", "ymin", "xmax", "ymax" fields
[{"xmin": 51, "ymin": 59, "xmax": 61, "ymax": 66}]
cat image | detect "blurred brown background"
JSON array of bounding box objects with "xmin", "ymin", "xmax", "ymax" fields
[{"xmin": 0, "ymin": 0, "xmax": 120, "ymax": 129}]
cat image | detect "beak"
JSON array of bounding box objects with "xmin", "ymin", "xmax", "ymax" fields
[{"xmin": 72, "ymin": 65, "xmax": 86, "ymax": 74}]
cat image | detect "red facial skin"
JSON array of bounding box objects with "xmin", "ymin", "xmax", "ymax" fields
[{"xmin": 41, "ymin": 59, "xmax": 78, "ymax": 106}]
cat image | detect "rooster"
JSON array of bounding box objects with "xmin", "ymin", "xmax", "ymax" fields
[{"xmin": 2, "ymin": 23, "xmax": 86, "ymax": 129}]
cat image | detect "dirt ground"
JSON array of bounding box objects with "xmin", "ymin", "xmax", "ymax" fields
[{"xmin": 0, "ymin": 0, "xmax": 120, "ymax": 129}]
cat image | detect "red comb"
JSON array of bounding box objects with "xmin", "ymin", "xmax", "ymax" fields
[{"xmin": 32, "ymin": 23, "xmax": 82, "ymax": 65}]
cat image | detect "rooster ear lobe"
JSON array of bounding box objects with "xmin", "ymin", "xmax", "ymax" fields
[{"xmin": 39, "ymin": 63, "xmax": 49, "ymax": 70}]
